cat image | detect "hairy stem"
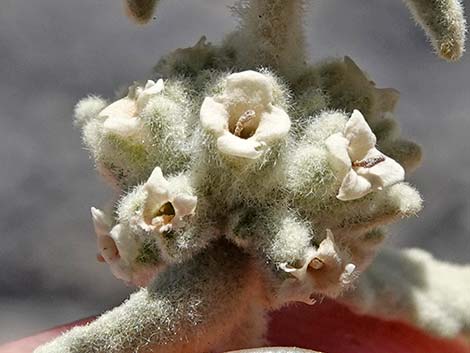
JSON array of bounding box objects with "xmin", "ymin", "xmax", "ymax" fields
[
  {"xmin": 403, "ymin": 0, "xmax": 467, "ymax": 61},
  {"xmin": 339, "ymin": 247, "xmax": 470, "ymax": 338},
  {"xmin": 228, "ymin": 0, "xmax": 307, "ymax": 79},
  {"xmin": 34, "ymin": 239, "xmax": 268, "ymax": 353}
]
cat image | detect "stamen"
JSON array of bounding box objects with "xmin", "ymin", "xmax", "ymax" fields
[
  {"xmin": 155, "ymin": 202, "xmax": 175, "ymax": 217},
  {"xmin": 234, "ymin": 110, "xmax": 256, "ymax": 137},
  {"xmin": 154, "ymin": 202, "xmax": 176, "ymax": 225},
  {"xmin": 352, "ymin": 155, "xmax": 386, "ymax": 168},
  {"xmin": 309, "ymin": 257, "xmax": 325, "ymax": 270}
]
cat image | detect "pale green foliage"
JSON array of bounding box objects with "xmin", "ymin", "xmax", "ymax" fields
[
  {"xmin": 116, "ymin": 186, "xmax": 148, "ymax": 228},
  {"xmin": 228, "ymin": 207, "xmax": 313, "ymax": 267},
  {"xmin": 139, "ymin": 81, "xmax": 192, "ymax": 172},
  {"xmin": 36, "ymin": 1, "xmax": 469, "ymax": 352},
  {"xmin": 155, "ymin": 37, "xmax": 233, "ymax": 79},
  {"xmin": 75, "ymin": 79, "xmax": 192, "ymax": 189},
  {"xmin": 287, "ymin": 111, "xmax": 345, "ymax": 219},
  {"xmin": 314, "ymin": 56, "xmax": 399, "ymax": 120},
  {"xmin": 403, "ymin": 0, "xmax": 467, "ymax": 61},
  {"xmin": 340, "ymin": 247, "xmax": 470, "ymax": 338}
]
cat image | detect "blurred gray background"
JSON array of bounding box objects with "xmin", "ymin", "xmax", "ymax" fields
[{"xmin": 1, "ymin": 0, "xmax": 469, "ymax": 343}]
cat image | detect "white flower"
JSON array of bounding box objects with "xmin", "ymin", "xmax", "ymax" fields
[
  {"xmin": 326, "ymin": 110, "xmax": 405, "ymax": 201},
  {"xmin": 91, "ymin": 207, "xmax": 148, "ymax": 286},
  {"xmin": 99, "ymin": 79, "xmax": 164, "ymax": 137},
  {"xmin": 200, "ymin": 70, "xmax": 291, "ymax": 159},
  {"xmin": 137, "ymin": 167, "xmax": 197, "ymax": 234},
  {"xmin": 279, "ymin": 230, "xmax": 356, "ymax": 304}
]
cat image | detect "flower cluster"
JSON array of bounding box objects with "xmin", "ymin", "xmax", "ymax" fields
[
  {"xmin": 33, "ymin": 1, "xmax": 470, "ymax": 352},
  {"xmin": 59, "ymin": 55, "xmax": 430, "ymax": 353},
  {"xmin": 88, "ymin": 70, "xmax": 413, "ymax": 295}
]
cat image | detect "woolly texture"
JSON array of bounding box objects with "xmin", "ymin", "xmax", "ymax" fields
[
  {"xmin": 78, "ymin": 79, "xmax": 191, "ymax": 189},
  {"xmin": 91, "ymin": 206, "xmax": 165, "ymax": 286},
  {"xmin": 226, "ymin": 0, "xmax": 307, "ymax": 80},
  {"xmin": 34, "ymin": 240, "xmax": 269, "ymax": 353},
  {"xmin": 340, "ymin": 247, "xmax": 470, "ymax": 338},
  {"xmin": 35, "ymin": 1, "xmax": 469, "ymax": 352},
  {"xmin": 403, "ymin": 0, "xmax": 467, "ymax": 61}
]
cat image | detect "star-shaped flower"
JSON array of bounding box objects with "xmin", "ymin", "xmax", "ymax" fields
[
  {"xmin": 99, "ymin": 79, "xmax": 164, "ymax": 138},
  {"xmin": 200, "ymin": 70, "xmax": 291, "ymax": 159},
  {"xmin": 326, "ymin": 110, "xmax": 405, "ymax": 201},
  {"xmin": 136, "ymin": 167, "xmax": 198, "ymax": 234}
]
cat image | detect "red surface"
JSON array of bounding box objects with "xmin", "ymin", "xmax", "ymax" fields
[
  {"xmin": 1, "ymin": 299, "xmax": 469, "ymax": 353},
  {"xmin": 269, "ymin": 299, "xmax": 470, "ymax": 353},
  {"xmin": 0, "ymin": 318, "xmax": 94, "ymax": 353}
]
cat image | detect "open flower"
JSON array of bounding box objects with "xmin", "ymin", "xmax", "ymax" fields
[
  {"xmin": 99, "ymin": 79, "xmax": 164, "ymax": 137},
  {"xmin": 91, "ymin": 207, "xmax": 150, "ymax": 285},
  {"xmin": 326, "ymin": 110, "xmax": 405, "ymax": 201},
  {"xmin": 279, "ymin": 230, "xmax": 356, "ymax": 304},
  {"xmin": 137, "ymin": 167, "xmax": 197, "ymax": 234},
  {"xmin": 200, "ymin": 70, "xmax": 291, "ymax": 159}
]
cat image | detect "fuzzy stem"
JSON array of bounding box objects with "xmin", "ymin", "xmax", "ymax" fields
[
  {"xmin": 403, "ymin": 0, "xmax": 467, "ymax": 61},
  {"xmin": 229, "ymin": 0, "xmax": 307, "ymax": 79},
  {"xmin": 34, "ymin": 240, "xmax": 268, "ymax": 353},
  {"xmin": 339, "ymin": 247, "xmax": 470, "ymax": 338}
]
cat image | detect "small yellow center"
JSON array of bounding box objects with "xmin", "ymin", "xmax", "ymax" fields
[{"xmin": 154, "ymin": 202, "xmax": 176, "ymax": 225}]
